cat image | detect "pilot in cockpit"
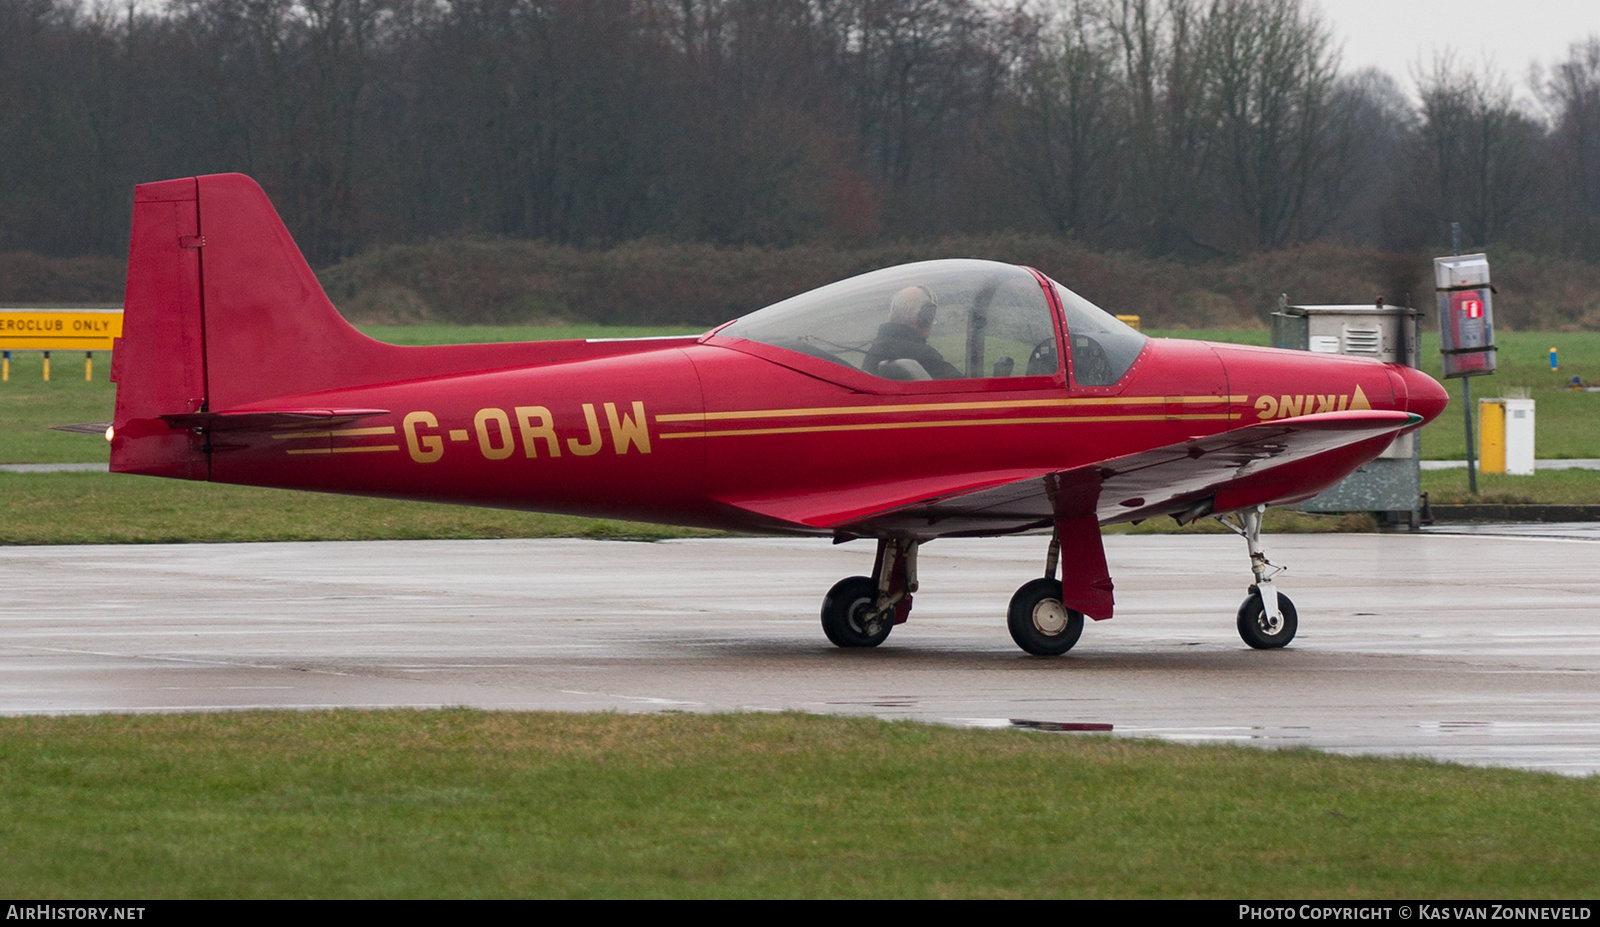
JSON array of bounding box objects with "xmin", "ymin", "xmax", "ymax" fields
[{"xmin": 863, "ymin": 285, "xmax": 963, "ymax": 380}]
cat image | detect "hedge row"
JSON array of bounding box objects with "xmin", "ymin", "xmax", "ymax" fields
[{"xmin": 6, "ymin": 238, "xmax": 1599, "ymax": 331}]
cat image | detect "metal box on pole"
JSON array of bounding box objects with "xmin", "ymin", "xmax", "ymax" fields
[
  {"xmin": 1434, "ymin": 255, "xmax": 1496, "ymax": 378},
  {"xmin": 1433, "ymin": 253, "xmax": 1496, "ymax": 494},
  {"xmin": 1271, "ymin": 298, "xmax": 1425, "ymax": 526}
]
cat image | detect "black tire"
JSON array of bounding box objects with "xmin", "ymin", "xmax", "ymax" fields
[
  {"xmin": 1006, "ymin": 578, "xmax": 1084, "ymax": 656},
  {"xmin": 1237, "ymin": 588, "xmax": 1298, "ymax": 649},
  {"xmin": 821, "ymin": 576, "xmax": 892, "ymax": 648}
]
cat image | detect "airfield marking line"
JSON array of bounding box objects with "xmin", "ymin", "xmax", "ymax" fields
[
  {"xmin": 557, "ymin": 689, "xmax": 705, "ymax": 707},
  {"xmin": 11, "ymin": 645, "xmax": 364, "ymax": 675}
]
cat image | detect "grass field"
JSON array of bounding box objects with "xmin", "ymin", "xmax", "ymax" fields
[
  {"xmin": 4, "ymin": 326, "xmax": 1599, "ymax": 545},
  {"xmin": 0, "ymin": 471, "xmax": 710, "ymax": 544},
  {"xmin": 1, "ymin": 350, "xmax": 118, "ymax": 464},
  {"xmin": 1, "ymin": 710, "xmax": 1596, "ymax": 899}
]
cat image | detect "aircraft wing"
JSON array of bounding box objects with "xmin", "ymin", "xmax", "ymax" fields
[{"xmin": 726, "ymin": 410, "xmax": 1422, "ymax": 538}]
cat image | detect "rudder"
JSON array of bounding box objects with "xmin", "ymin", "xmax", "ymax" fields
[{"xmin": 109, "ymin": 178, "xmax": 208, "ymax": 478}]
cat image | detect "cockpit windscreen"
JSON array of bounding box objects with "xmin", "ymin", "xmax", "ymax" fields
[
  {"xmin": 1052, "ymin": 283, "xmax": 1147, "ymax": 386},
  {"xmin": 718, "ymin": 259, "xmax": 1147, "ymax": 387},
  {"xmin": 719, "ymin": 260, "xmax": 1060, "ymax": 381}
]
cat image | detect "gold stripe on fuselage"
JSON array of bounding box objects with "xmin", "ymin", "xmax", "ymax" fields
[
  {"xmin": 286, "ymin": 445, "xmax": 403, "ymax": 454},
  {"xmin": 658, "ymin": 412, "xmax": 1237, "ymax": 440},
  {"xmin": 654, "ymin": 395, "xmax": 1245, "ymax": 424},
  {"xmin": 271, "ymin": 426, "xmax": 398, "ymax": 440}
]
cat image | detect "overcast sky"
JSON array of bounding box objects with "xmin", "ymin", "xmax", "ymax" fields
[{"xmin": 1317, "ymin": 0, "xmax": 1597, "ymax": 93}]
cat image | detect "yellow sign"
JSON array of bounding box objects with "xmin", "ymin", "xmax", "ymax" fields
[{"xmin": 0, "ymin": 309, "xmax": 123, "ymax": 351}]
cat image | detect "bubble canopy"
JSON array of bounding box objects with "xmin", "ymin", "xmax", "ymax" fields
[{"xmin": 715, "ymin": 260, "xmax": 1145, "ymax": 387}]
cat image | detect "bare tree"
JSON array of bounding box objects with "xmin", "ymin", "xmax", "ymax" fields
[
  {"xmin": 1407, "ymin": 55, "xmax": 1546, "ymax": 250},
  {"xmin": 1098, "ymin": 0, "xmax": 1208, "ymax": 253},
  {"xmin": 1319, "ymin": 68, "xmax": 1415, "ymax": 249},
  {"xmin": 1012, "ymin": 1, "xmax": 1124, "ymax": 240},
  {"xmin": 1540, "ymin": 37, "xmax": 1600, "ymax": 258},
  {"xmin": 0, "ymin": 0, "xmax": 1583, "ymax": 265},
  {"xmin": 1191, "ymin": 0, "xmax": 1342, "ymax": 251}
]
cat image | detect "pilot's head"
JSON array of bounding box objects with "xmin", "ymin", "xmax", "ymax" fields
[{"xmin": 890, "ymin": 285, "xmax": 938, "ymax": 335}]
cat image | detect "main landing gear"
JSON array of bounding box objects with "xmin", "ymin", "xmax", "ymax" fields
[
  {"xmin": 1217, "ymin": 505, "xmax": 1297, "ymax": 649},
  {"xmin": 820, "ymin": 531, "xmax": 1089, "ymax": 656},
  {"xmin": 820, "ymin": 508, "xmax": 1299, "ymax": 654},
  {"xmin": 820, "ymin": 538, "xmax": 917, "ymax": 648},
  {"xmin": 1005, "ymin": 530, "xmax": 1084, "ymax": 655}
]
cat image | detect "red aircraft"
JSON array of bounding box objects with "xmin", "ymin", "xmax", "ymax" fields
[{"xmin": 108, "ymin": 174, "xmax": 1449, "ymax": 655}]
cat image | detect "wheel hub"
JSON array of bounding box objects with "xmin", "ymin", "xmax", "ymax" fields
[
  {"xmin": 1032, "ymin": 599, "xmax": 1070, "ymax": 636},
  {"xmin": 1254, "ymin": 590, "xmax": 1282, "ymax": 635},
  {"xmin": 851, "ymin": 600, "xmax": 886, "ymax": 636}
]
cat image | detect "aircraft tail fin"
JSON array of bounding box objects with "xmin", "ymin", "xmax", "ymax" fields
[
  {"xmin": 113, "ymin": 174, "xmax": 396, "ymax": 476},
  {"xmin": 110, "ymin": 173, "xmax": 537, "ymax": 478}
]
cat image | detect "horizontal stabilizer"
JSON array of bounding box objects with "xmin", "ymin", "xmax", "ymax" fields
[
  {"xmin": 50, "ymin": 421, "xmax": 113, "ymax": 435},
  {"xmin": 160, "ymin": 408, "xmax": 390, "ymax": 432}
]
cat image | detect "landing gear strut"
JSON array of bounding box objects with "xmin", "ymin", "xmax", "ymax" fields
[
  {"xmin": 1218, "ymin": 505, "xmax": 1297, "ymax": 649},
  {"xmin": 821, "ymin": 538, "xmax": 917, "ymax": 648}
]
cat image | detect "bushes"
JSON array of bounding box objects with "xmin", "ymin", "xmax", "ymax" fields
[
  {"xmin": 0, "ymin": 252, "xmax": 125, "ymax": 305},
  {"xmin": 310, "ymin": 236, "xmax": 1420, "ymax": 329},
  {"xmin": 7, "ymin": 238, "xmax": 1599, "ymax": 331}
]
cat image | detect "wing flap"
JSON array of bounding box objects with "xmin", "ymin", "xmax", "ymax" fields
[{"xmin": 720, "ymin": 467, "xmax": 1057, "ymax": 530}]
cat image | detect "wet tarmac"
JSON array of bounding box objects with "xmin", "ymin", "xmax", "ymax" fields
[{"xmin": 3, "ymin": 532, "xmax": 1597, "ymax": 775}]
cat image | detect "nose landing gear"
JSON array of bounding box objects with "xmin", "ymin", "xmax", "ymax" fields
[
  {"xmin": 1218, "ymin": 505, "xmax": 1297, "ymax": 649},
  {"xmin": 1236, "ymin": 589, "xmax": 1298, "ymax": 649}
]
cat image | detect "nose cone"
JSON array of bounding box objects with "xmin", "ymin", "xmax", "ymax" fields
[{"xmin": 1390, "ymin": 364, "xmax": 1450, "ymax": 425}]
